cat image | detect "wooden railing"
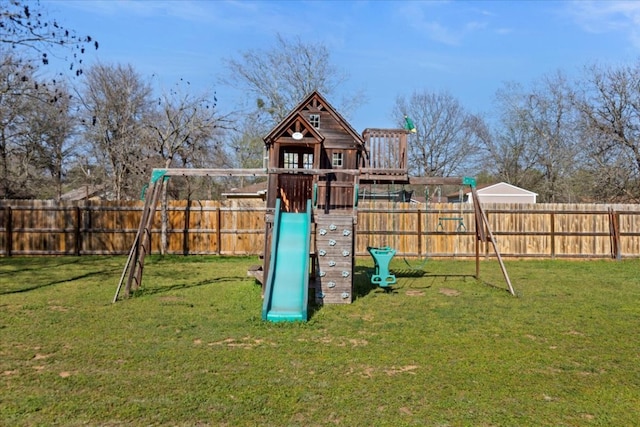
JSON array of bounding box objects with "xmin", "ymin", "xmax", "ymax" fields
[{"xmin": 361, "ymin": 128, "xmax": 408, "ymax": 179}]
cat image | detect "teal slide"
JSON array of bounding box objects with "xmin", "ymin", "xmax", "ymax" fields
[{"xmin": 262, "ymin": 198, "xmax": 312, "ymax": 322}]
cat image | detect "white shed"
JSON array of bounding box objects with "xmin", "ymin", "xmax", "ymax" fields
[{"xmin": 466, "ymin": 182, "xmax": 537, "ymax": 204}]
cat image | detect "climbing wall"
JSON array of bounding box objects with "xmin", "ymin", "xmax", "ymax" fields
[{"xmin": 312, "ymin": 214, "xmax": 355, "ymax": 304}]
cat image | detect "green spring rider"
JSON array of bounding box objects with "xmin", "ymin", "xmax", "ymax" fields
[{"xmin": 367, "ymin": 246, "xmax": 397, "ymax": 288}]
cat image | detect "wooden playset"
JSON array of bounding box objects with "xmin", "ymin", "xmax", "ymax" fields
[{"xmin": 114, "ymin": 91, "xmax": 515, "ymax": 321}]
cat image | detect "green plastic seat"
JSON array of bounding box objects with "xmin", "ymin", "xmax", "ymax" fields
[{"xmin": 367, "ymin": 246, "xmax": 397, "ymax": 287}]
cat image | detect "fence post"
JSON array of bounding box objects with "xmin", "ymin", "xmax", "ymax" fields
[
  {"xmin": 216, "ymin": 205, "xmax": 221, "ymax": 255},
  {"xmin": 182, "ymin": 200, "xmax": 191, "ymax": 256},
  {"xmin": 608, "ymin": 208, "xmax": 621, "ymax": 260},
  {"xmin": 616, "ymin": 211, "xmax": 622, "ymax": 260},
  {"xmin": 416, "ymin": 207, "xmax": 422, "ymax": 258},
  {"xmin": 550, "ymin": 212, "xmax": 555, "ymax": 259},
  {"xmin": 4, "ymin": 206, "xmax": 11, "ymax": 257},
  {"xmin": 74, "ymin": 206, "xmax": 82, "ymax": 256}
]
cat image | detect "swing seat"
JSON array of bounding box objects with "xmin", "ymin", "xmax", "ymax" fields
[
  {"xmin": 437, "ymin": 217, "xmax": 466, "ymax": 232},
  {"xmin": 367, "ymin": 246, "xmax": 397, "ymax": 287}
]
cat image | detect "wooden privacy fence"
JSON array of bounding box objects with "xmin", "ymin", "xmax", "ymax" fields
[
  {"xmin": 2, "ymin": 200, "xmax": 640, "ymax": 259},
  {"xmin": 0, "ymin": 200, "xmax": 265, "ymax": 256},
  {"xmin": 358, "ymin": 202, "xmax": 640, "ymax": 259}
]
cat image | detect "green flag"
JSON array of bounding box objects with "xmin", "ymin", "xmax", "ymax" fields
[{"xmin": 404, "ymin": 115, "xmax": 417, "ymax": 133}]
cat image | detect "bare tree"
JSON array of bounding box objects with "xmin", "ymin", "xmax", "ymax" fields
[
  {"xmin": 22, "ymin": 81, "xmax": 75, "ymax": 199},
  {"xmin": 227, "ymin": 113, "xmax": 270, "ymax": 182},
  {"xmin": 527, "ymin": 72, "xmax": 581, "ymax": 202},
  {"xmin": 394, "ymin": 90, "xmax": 484, "ymax": 177},
  {"xmin": 222, "ymin": 33, "xmax": 362, "ymax": 125},
  {"xmin": 147, "ymin": 84, "xmax": 225, "ymax": 169},
  {"xmin": 0, "ymin": 0, "xmax": 97, "ymax": 76},
  {"xmin": 574, "ymin": 61, "xmax": 640, "ymax": 202},
  {"xmin": 482, "ymin": 82, "xmax": 542, "ymax": 189},
  {"xmin": 78, "ymin": 63, "xmax": 153, "ymax": 200},
  {"xmin": 144, "ymin": 82, "xmax": 229, "ymax": 253},
  {"xmin": 0, "ymin": 1, "xmax": 97, "ymax": 199},
  {"xmin": 0, "ymin": 54, "xmax": 33, "ymax": 197},
  {"xmin": 485, "ymin": 74, "xmax": 581, "ymax": 202}
]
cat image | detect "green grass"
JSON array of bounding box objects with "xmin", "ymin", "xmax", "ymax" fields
[{"xmin": 1, "ymin": 255, "xmax": 639, "ymax": 426}]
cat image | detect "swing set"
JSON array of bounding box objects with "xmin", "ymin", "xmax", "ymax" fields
[{"xmin": 362, "ymin": 176, "xmax": 516, "ymax": 296}]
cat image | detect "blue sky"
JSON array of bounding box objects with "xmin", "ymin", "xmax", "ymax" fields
[{"xmin": 47, "ymin": 0, "xmax": 640, "ymax": 132}]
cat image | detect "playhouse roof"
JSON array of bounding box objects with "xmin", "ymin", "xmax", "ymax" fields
[{"xmin": 263, "ymin": 90, "xmax": 364, "ymax": 148}]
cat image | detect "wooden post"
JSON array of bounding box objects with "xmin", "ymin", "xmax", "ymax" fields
[
  {"xmin": 215, "ymin": 205, "xmax": 221, "ymax": 255},
  {"xmin": 615, "ymin": 211, "xmax": 622, "ymax": 260},
  {"xmin": 416, "ymin": 207, "xmax": 422, "ymax": 258},
  {"xmin": 74, "ymin": 206, "xmax": 82, "ymax": 256},
  {"xmin": 160, "ymin": 180, "xmax": 168, "ymax": 255},
  {"xmin": 608, "ymin": 208, "xmax": 621, "ymax": 260},
  {"xmin": 182, "ymin": 200, "xmax": 191, "ymax": 256},
  {"xmin": 475, "ymin": 235, "xmax": 480, "ymax": 279},
  {"xmin": 484, "ymin": 211, "xmax": 490, "ymax": 259},
  {"xmin": 550, "ymin": 212, "xmax": 555, "ymax": 259},
  {"xmin": 4, "ymin": 206, "xmax": 11, "ymax": 257}
]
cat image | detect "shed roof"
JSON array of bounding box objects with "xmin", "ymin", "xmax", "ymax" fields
[
  {"xmin": 60, "ymin": 184, "xmax": 110, "ymax": 201},
  {"xmin": 472, "ymin": 182, "xmax": 537, "ymax": 196}
]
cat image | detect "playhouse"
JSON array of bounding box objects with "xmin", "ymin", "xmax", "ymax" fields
[{"xmin": 258, "ymin": 91, "xmax": 415, "ymax": 315}]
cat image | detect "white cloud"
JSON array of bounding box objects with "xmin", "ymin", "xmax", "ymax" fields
[
  {"xmin": 396, "ymin": 2, "xmax": 505, "ymax": 47},
  {"xmin": 495, "ymin": 27, "xmax": 513, "ymax": 35},
  {"xmin": 569, "ymin": 0, "xmax": 640, "ymax": 48}
]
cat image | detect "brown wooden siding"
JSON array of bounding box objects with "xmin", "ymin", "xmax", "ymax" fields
[
  {"xmin": 315, "ymin": 182, "xmax": 356, "ymax": 211},
  {"xmin": 277, "ymin": 174, "xmax": 313, "ymax": 213}
]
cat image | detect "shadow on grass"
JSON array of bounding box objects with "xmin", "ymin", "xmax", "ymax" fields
[
  {"xmin": 0, "ymin": 256, "xmax": 121, "ymax": 277},
  {"xmin": 354, "ymin": 263, "xmax": 512, "ymax": 296},
  {"xmin": 351, "ymin": 266, "xmax": 428, "ymax": 299},
  {"xmin": 476, "ymin": 278, "xmax": 519, "ymax": 295},
  {"xmin": 0, "ymin": 269, "xmax": 120, "ymax": 295},
  {"xmin": 352, "ymin": 266, "xmax": 378, "ymax": 300},
  {"xmin": 131, "ymin": 276, "xmax": 247, "ymax": 298},
  {"xmin": 307, "ymin": 298, "xmax": 322, "ymax": 319}
]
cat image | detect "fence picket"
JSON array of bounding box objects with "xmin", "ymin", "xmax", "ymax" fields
[{"xmin": 2, "ymin": 200, "xmax": 640, "ymax": 258}]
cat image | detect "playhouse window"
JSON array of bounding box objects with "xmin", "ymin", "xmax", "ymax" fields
[
  {"xmin": 284, "ymin": 152, "xmax": 299, "ymax": 169},
  {"xmin": 332, "ymin": 152, "xmax": 343, "ymax": 167},
  {"xmin": 283, "ymin": 148, "xmax": 314, "ymax": 169},
  {"xmin": 303, "ymin": 153, "xmax": 313, "ymax": 169},
  {"xmin": 309, "ymin": 114, "xmax": 320, "ymax": 128}
]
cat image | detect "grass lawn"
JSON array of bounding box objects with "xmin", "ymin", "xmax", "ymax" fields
[{"xmin": 1, "ymin": 255, "xmax": 639, "ymax": 426}]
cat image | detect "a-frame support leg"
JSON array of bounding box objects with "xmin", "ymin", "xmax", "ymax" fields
[
  {"xmin": 471, "ymin": 187, "xmax": 516, "ymax": 296},
  {"xmin": 113, "ymin": 176, "xmax": 165, "ymax": 302}
]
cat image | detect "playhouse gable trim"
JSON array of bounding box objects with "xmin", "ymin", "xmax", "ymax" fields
[
  {"xmin": 264, "ymin": 90, "xmax": 364, "ymax": 148},
  {"xmin": 264, "ymin": 111, "xmax": 324, "ymax": 146}
]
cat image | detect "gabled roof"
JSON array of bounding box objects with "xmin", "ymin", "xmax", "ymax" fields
[
  {"xmin": 60, "ymin": 184, "xmax": 110, "ymax": 201},
  {"xmin": 263, "ymin": 90, "xmax": 364, "ymax": 147},
  {"xmin": 472, "ymin": 182, "xmax": 537, "ymax": 196}
]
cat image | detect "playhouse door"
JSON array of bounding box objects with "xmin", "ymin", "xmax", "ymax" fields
[
  {"xmin": 278, "ymin": 147, "xmax": 314, "ymax": 212},
  {"xmin": 278, "ymin": 174, "xmax": 313, "ymax": 213}
]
